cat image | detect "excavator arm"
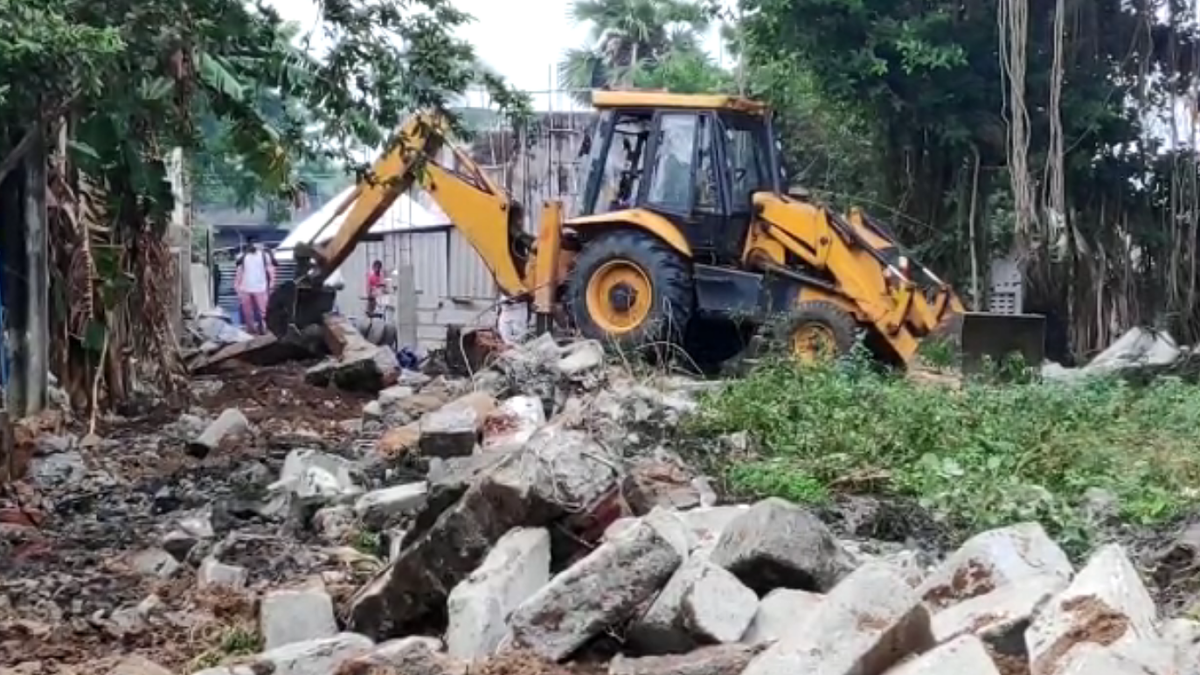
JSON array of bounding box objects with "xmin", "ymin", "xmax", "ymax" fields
[{"xmin": 266, "ymin": 112, "xmax": 533, "ymax": 336}]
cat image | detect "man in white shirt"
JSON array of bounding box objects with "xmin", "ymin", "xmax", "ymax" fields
[{"xmin": 234, "ymin": 236, "xmax": 276, "ymax": 335}]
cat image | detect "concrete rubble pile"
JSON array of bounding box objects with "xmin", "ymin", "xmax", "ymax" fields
[{"xmin": 4, "ymin": 331, "xmax": 1199, "ymax": 675}]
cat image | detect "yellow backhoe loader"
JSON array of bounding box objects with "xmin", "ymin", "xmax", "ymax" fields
[{"xmin": 267, "ymin": 91, "xmax": 1044, "ymax": 369}]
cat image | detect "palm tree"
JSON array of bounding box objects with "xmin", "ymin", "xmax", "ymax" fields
[{"xmin": 558, "ymin": 0, "xmax": 710, "ymax": 104}]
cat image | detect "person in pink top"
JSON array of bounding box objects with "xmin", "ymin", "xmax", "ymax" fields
[
  {"xmin": 366, "ymin": 259, "xmax": 385, "ymax": 316},
  {"xmin": 234, "ymin": 236, "xmax": 277, "ymax": 334}
]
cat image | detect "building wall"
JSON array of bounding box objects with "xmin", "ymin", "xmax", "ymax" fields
[{"xmin": 466, "ymin": 110, "xmax": 597, "ymax": 232}]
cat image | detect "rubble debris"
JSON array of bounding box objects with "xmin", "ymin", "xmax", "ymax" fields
[
  {"xmin": 555, "ymin": 340, "xmax": 605, "ymax": 377},
  {"xmin": 447, "ymin": 527, "xmax": 552, "ymax": 661},
  {"xmin": 378, "ymin": 423, "xmax": 421, "ymax": 459},
  {"xmin": 627, "ymin": 554, "xmax": 712, "ymax": 654},
  {"xmin": 355, "ymin": 482, "xmax": 429, "ymax": 529},
  {"xmin": 314, "ymin": 505, "xmax": 357, "ymax": 543},
  {"xmin": 270, "ymin": 448, "xmax": 362, "ymax": 509},
  {"xmin": 741, "ymin": 563, "xmax": 934, "ymax": 675},
  {"xmin": 129, "ymin": 548, "xmax": 181, "ymax": 579},
  {"xmin": 197, "ymin": 557, "xmax": 248, "ymax": 591},
  {"xmin": 346, "ymin": 636, "xmax": 467, "ymax": 675},
  {"xmin": 930, "ymin": 575, "xmax": 1065, "ymax": 648},
  {"xmin": 1026, "ymin": 544, "xmax": 1158, "ymax": 675},
  {"xmin": 708, "ymin": 497, "xmax": 853, "ymax": 594},
  {"xmin": 193, "ymin": 633, "xmax": 374, "ymax": 675},
  {"xmin": 608, "ymin": 644, "xmax": 762, "ymax": 675},
  {"xmin": 1043, "ymin": 327, "xmax": 1182, "ymax": 383},
  {"xmin": 187, "ymin": 407, "xmax": 252, "ymax": 458},
  {"xmin": 507, "ymin": 520, "xmax": 684, "ymax": 661},
  {"xmin": 918, "ymin": 522, "xmax": 1073, "ymax": 610},
  {"xmin": 306, "ymin": 314, "xmax": 401, "ymax": 393},
  {"xmin": 261, "ymin": 583, "xmax": 340, "ymax": 650},
  {"xmin": 27, "ymin": 447, "xmax": 87, "ymax": 487},
  {"xmin": 1162, "ymin": 618, "xmax": 1200, "ymax": 672},
  {"xmin": 419, "ymin": 393, "xmax": 498, "ymax": 459},
  {"xmin": 482, "ymin": 396, "xmax": 546, "ymax": 454},
  {"xmin": 108, "ymin": 655, "xmax": 175, "ymax": 675},
  {"xmin": 743, "ymin": 588, "xmax": 824, "ymax": 644},
  {"xmin": 887, "ymin": 634, "xmax": 1001, "ymax": 675},
  {"xmin": 624, "ymin": 451, "xmax": 709, "ymax": 513},
  {"xmin": 420, "ymin": 407, "xmax": 481, "ymax": 458},
  {"xmin": 348, "ymin": 426, "xmax": 621, "ymax": 638},
  {"xmin": 679, "ymin": 562, "xmax": 759, "ymax": 644}
]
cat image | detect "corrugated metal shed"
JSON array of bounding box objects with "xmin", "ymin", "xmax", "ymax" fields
[{"xmin": 336, "ymin": 226, "xmax": 499, "ymax": 352}]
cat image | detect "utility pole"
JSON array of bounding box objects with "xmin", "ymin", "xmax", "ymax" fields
[{"xmin": 22, "ymin": 130, "xmax": 48, "ymax": 417}]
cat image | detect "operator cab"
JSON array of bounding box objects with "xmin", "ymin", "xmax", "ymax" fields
[{"xmin": 577, "ymin": 92, "xmax": 785, "ymax": 266}]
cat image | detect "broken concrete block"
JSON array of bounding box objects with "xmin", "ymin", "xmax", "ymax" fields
[
  {"xmin": 919, "ymin": 522, "xmax": 1073, "ymax": 610},
  {"xmin": 1026, "ymin": 544, "xmax": 1158, "ymax": 675},
  {"xmin": 129, "ymin": 548, "xmax": 181, "ymax": 579},
  {"xmin": 680, "ymin": 562, "xmax": 759, "ymax": 644},
  {"xmin": 447, "ymin": 527, "xmax": 552, "ymax": 661},
  {"xmin": 680, "ymin": 506, "xmax": 750, "ymax": 552},
  {"xmin": 197, "ymin": 558, "xmax": 247, "ymax": 591},
  {"xmin": 420, "ymin": 406, "xmax": 481, "ymax": 458},
  {"xmin": 482, "ymin": 395, "xmax": 546, "ymax": 453},
  {"xmin": 931, "ymin": 575, "xmax": 1065, "ymax": 647},
  {"xmin": 333, "ymin": 346, "xmax": 402, "ymax": 393},
  {"xmin": 708, "ymin": 497, "xmax": 853, "ymax": 594},
  {"xmin": 608, "ymin": 644, "xmax": 761, "ymax": 675},
  {"xmin": 418, "ymin": 392, "xmax": 498, "ymax": 458},
  {"xmin": 879, "ymin": 549, "xmax": 928, "ymax": 589},
  {"xmin": 741, "ymin": 562, "xmax": 934, "ymax": 675},
  {"xmin": 271, "ymin": 449, "xmax": 361, "ymax": 508},
  {"xmin": 192, "ymin": 632, "xmax": 374, "ymax": 675},
  {"xmin": 107, "ymin": 655, "xmax": 174, "ymax": 675},
  {"xmin": 624, "ymin": 452, "xmax": 707, "ymax": 513},
  {"xmin": 348, "ymin": 426, "xmax": 620, "ymax": 639},
  {"xmin": 556, "ymin": 340, "xmax": 605, "ymax": 376},
  {"xmin": 743, "ymin": 588, "xmax": 824, "ymax": 644},
  {"xmin": 627, "ymin": 556, "xmax": 713, "ymax": 654},
  {"xmin": 261, "ymin": 585, "xmax": 339, "ymax": 650},
  {"xmin": 508, "ymin": 520, "xmax": 683, "ymax": 661},
  {"xmin": 187, "ymin": 408, "xmax": 250, "ymax": 458},
  {"xmin": 378, "ymin": 385, "xmax": 416, "ymax": 407},
  {"xmin": 354, "ymin": 482, "xmax": 429, "ymax": 529},
  {"xmin": 363, "ymin": 400, "xmax": 384, "ymax": 420},
  {"xmin": 349, "ymin": 636, "xmax": 465, "ymax": 675},
  {"xmin": 887, "ymin": 634, "xmax": 1001, "ymax": 675},
  {"xmin": 1052, "ymin": 643, "xmax": 1159, "ymax": 675},
  {"xmin": 1162, "ymin": 618, "xmax": 1200, "ymax": 673}
]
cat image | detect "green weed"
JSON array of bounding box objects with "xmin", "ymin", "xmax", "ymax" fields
[{"xmin": 690, "ymin": 359, "xmax": 1200, "ymax": 551}]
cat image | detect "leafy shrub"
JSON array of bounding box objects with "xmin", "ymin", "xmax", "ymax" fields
[{"xmin": 691, "ymin": 358, "xmax": 1200, "ymax": 550}]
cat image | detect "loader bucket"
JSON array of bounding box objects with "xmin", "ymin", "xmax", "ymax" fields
[
  {"xmin": 955, "ymin": 311, "xmax": 1046, "ymax": 374},
  {"xmin": 266, "ymin": 280, "xmax": 337, "ymax": 337}
]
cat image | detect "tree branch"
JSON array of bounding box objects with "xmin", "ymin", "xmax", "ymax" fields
[{"xmin": 0, "ymin": 126, "xmax": 40, "ymax": 186}]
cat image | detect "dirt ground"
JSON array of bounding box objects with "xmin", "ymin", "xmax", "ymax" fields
[{"xmin": 0, "ymin": 363, "xmax": 375, "ymax": 671}]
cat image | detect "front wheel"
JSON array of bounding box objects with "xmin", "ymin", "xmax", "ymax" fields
[
  {"xmin": 565, "ymin": 230, "xmax": 694, "ymax": 353},
  {"xmin": 774, "ymin": 301, "xmax": 860, "ymax": 363}
]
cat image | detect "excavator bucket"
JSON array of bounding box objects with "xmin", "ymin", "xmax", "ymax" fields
[
  {"xmin": 945, "ymin": 310, "xmax": 1046, "ymax": 374},
  {"xmin": 265, "ymin": 280, "xmax": 337, "ymax": 338}
]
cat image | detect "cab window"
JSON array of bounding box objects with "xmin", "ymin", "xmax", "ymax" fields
[
  {"xmin": 722, "ymin": 114, "xmax": 770, "ymax": 212},
  {"xmin": 647, "ymin": 113, "xmax": 698, "ymax": 213}
]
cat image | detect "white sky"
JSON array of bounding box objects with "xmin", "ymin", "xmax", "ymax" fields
[{"xmin": 268, "ymin": 0, "xmax": 733, "ymax": 111}]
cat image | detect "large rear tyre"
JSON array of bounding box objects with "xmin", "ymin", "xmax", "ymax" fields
[
  {"xmin": 775, "ymin": 301, "xmax": 859, "ymax": 364},
  {"xmin": 566, "ymin": 230, "xmax": 694, "ymax": 353}
]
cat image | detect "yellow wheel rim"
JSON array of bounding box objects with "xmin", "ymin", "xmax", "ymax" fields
[
  {"xmin": 791, "ymin": 323, "xmax": 837, "ymax": 363},
  {"xmin": 585, "ymin": 259, "xmax": 654, "ymax": 335}
]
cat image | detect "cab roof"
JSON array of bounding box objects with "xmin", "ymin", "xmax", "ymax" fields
[{"xmin": 590, "ymin": 90, "xmax": 767, "ymax": 115}]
